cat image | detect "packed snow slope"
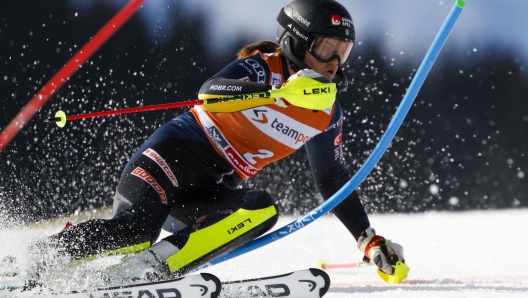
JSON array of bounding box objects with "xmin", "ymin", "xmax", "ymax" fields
[{"xmin": 0, "ymin": 209, "xmax": 526, "ymax": 297}]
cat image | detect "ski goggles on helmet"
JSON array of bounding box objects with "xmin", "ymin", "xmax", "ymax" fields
[{"xmin": 308, "ymin": 35, "xmax": 354, "ymax": 65}]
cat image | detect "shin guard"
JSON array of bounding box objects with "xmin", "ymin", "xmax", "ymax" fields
[{"xmin": 151, "ymin": 205, "xmax": 278, "ymax": 276}]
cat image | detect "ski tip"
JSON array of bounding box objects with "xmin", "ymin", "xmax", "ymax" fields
[
  {"xmin": 456, "ymin": 0, "xmax": 466, "ymax": 9},
  {"xmin": 199, "ymin": 273, "xmax": 222, "ymax": 298},
  {"xmin": 309, "ymin": 268, "xmax": 331, "ymax": 297}
]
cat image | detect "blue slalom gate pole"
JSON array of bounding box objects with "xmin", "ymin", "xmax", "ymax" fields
[{"xmin": 204, "ymin": 0, "xmax": 466, "ymax": 269}]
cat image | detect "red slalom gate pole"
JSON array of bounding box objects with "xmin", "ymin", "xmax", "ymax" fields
[{"xmin": 0, "ymin": 0, "xmax": 146, "ymax": 152}]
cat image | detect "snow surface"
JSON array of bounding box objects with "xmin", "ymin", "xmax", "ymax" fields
[
  {"xmin": 1, "ymin": 209, "xmax": 527, "ymax": 297},
  {"xmin": 201, "ymin": 209, "xmax": 528, "ymax": 297}
]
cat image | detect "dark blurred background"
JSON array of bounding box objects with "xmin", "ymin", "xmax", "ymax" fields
[{"xmin": 1, "ymin": 0, "xmax": 527, "ymax": 224}]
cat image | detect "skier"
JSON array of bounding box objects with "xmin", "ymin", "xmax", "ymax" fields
[{"xmin": 33, "ymin": 0, "xmax": 407, "ymax": 283}]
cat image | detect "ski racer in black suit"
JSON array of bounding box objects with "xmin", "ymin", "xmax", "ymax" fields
[{"xmin": 31, "ymin": 0, "xmax": 407, "ymax": 284}]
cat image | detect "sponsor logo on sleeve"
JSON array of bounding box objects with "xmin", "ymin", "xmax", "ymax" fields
[
  {"xmin": 239, "ymin": 62, "xmax": 254, "ymax": 75},
  {"xmin": 142, "ymin": 149, "xmax": 178, "ymax": 187},
  {"xmin": 131, "ymin": 167, "xmax": 168, "ymax": 204},
  {"xmin": 334, "ymin": 132, "xmax": 344, "ymax": 161},
  {"xmin": 209, "ymin": 85, "xmax": 243, "ymax": 92},
  {"xmin": 325, "ymin": 114, "xmax": 343, "ymax": 131},
  {"xmin": 244, "ymin": 59, "xmax": 266, "ymax": 83},
  {"xmin": 334, "ymin": 132, "xmax": 342, "ymax": 147}
]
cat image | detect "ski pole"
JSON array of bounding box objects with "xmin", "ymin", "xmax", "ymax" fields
[
  {"xmin": 47, "ymin": 100, "xmax": 202, "ymax": 128},
  {"xmin": 46, "ymin": 77, "xmax": 337, "ymax": 127},
  {"xmin": 317, "ymin": 259, "xmax": 373, "ymax": 270},
  {"xmin": 203, "ymin": 0, "xmax": 466, "ymax": 269},
  {"xmin": 0, "ymin": 0, "xmax": 145, "ymax": 152}
]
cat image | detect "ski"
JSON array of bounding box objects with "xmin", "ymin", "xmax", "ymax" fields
[
  {"xmin": 0, "ymin": 268, "xmax": 330, "ymax": 297},
  {"xmin": 65, "ymin": 273, "xmax": 221, "ymax": 298},
  {"xmin": 221, "ymin": 268, "xmax": 330, "ymax": 298},
  {"xmin": 0, "ymin": 273, "xmax": 221, "ymax": 298}
]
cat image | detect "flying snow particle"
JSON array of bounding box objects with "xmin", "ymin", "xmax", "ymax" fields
[
  {"xmin": 399, "ymin": 180, "xmax": 408, "ymax": 189},
  {"xmin": 449, "ymin": 197, "xmax": 459, "ymax": 206},
  {"xmin": 429, "ymin": 184, "xmax": 439, "ymax": 195},
  {"xmin": 518, "ymin": 171, "xmax": 525, "ymax": 178}
]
